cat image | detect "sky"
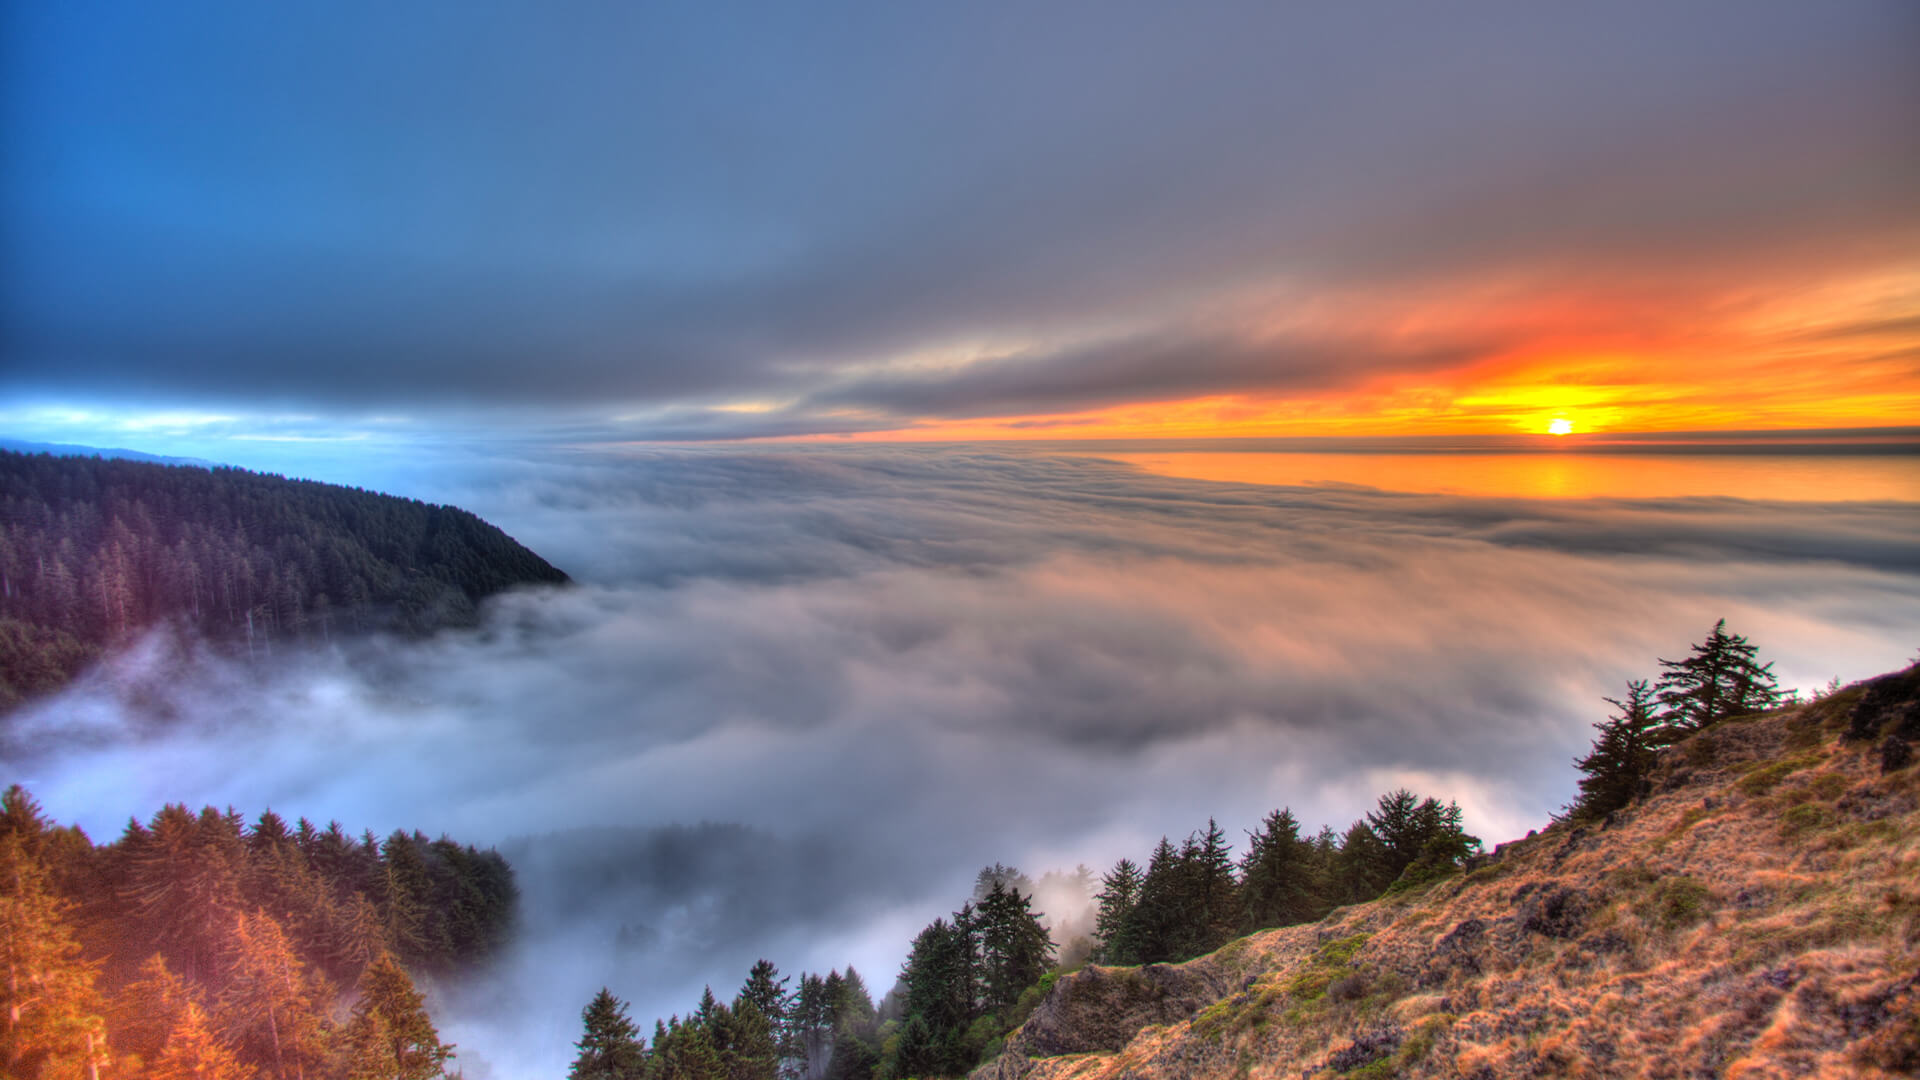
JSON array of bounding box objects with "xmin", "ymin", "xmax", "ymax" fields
[{"xmin": 4, "ymin": 1, "xmax": 1919, "ymax": 443}]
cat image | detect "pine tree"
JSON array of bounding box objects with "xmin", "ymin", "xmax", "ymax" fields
[
  {"xmin": 218, "ymin": 908, "xmax": 330, "ymax": 1080},
  {"xmin": 109, "ymin": 954, "xmax": 196, "ymax": 1068},
  {"xmin": 724, "ymin": 999, "xmax": 778, "ymax": 1080},
  {"xmin": 1091, "ymin": 859, "xmax": 1143, "ymax": 964},
  {"xmin": 148, "ymin": 1000, "xmax": 251, "ymax": 1080},
  {"xmin": 829, "ymin": 968, "xmax": 874, "ymax": 1032},
  {"xmin": 737, "ymin": 960, "xmax": 790, "ymax": 1033},
  {"xmin": 334, "ymin": 1009, "xmax": 397, "ymax": 1080},
  {"xmin": 1653, "ymin": 619, "xmax": 1781, "ymax": 734},
  {"xmin": 1120, "ymin": 838, "xmax": 1187, "ymax": 964},
  {"xmin": 571, "ymin": 988, "xmax": 647, "ymax": 1080},
  {"xmin": 1569, "ymin": 680, "xmax": 1662, "ymax": 820},
  {"xmin": 1188, "ymin": 819, "xmax": 1241, "ymax": 953},
  {"xmin": 1239, "ymin": 808, "xmax": 1318, "ymax": 931},
  {"xmin": 1331, "ymin": 821, "xmax": 1390, "ymax": 905},
  {"xmin": 791, "ymin": 973, "xmax": 831, "ymax": 1080},
  {"xmin": 974, "ymin": 882, "xmax": 1054, "ymax": 1014},
  {"xmin": 1, "ymin": 831, "xmax": 105, "ymax": 1080},
  {"xmin": 350, "ymin": 953, "xmax": 453, "ymax": 1080},
  {"xmin": 1363, "ymin": 790, "xmax": 1424, "ymax": 882}
]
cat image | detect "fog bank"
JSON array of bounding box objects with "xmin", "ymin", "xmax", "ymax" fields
[{"xmin": 11, "ymin": 446, "xmax": 1918, "ymax": 1077}]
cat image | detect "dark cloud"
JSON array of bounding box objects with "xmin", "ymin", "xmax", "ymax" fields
[
  {"xmin": 12, "ymin": 446, "xmax": 1919, "ymax": 1075},
  {"xmin": 5, "ymin": 3, "xmax": 1916, "ymax": 415}
]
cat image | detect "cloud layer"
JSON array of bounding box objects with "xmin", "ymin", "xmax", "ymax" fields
[
  {"xmin": 5, "ymin": 3, "xmax": 1917, "ymax": 435},
  {"xmin": 10, "ymin": 446, "xmax": 1920, "ymax": 1075}
]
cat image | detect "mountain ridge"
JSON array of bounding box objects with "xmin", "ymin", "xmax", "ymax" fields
[{"xmin": 0, "ymin": 449, "xmax": 570, "ymax": 708}]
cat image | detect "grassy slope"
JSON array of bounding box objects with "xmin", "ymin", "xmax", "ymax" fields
[{"xmin": 980, "ymin": 672, "xmax": 1920, "ymax": 1080}]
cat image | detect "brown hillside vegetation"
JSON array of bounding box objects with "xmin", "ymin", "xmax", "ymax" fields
[{"xmin": 976, "ymin": 665, "xmax": 1920, "ymax": 1080}]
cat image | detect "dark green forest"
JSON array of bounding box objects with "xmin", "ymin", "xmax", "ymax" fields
[
  {"xmin": 0, "ymin": 450, "xmax": 569, "ymax": 707},
  {"xmin": 1, "ymin": 785, "xmax": 511, "ymax": 1079}
]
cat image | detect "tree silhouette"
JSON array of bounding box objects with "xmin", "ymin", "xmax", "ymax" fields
[
  {"xmin": 570, "ymin": 988, "xmax": 646, "ymax": 1080},
  {"xmin": 1653, "ymin": 619, "xmax": 1780, "ymax": 733},
  {"xmin": 1569, "ymin": 679, "xmax": 1662, "ymax": 820}
]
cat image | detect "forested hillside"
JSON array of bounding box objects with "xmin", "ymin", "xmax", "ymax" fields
[
  {"xmin": 0, "ymin": 450, "xmax": 569, "ymax": 706},
  {"xmin": 565, "ymin": 786, "xmax": 1483, "ymax": 1080},
  {"xmin": 0, "ymin": 785, "xmax": 514, "ymax": 1078}
]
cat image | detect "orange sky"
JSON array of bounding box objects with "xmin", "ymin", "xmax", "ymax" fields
[{"xmin": 800, "ymin": 258, "xmax": 1920, "ymax": 442}]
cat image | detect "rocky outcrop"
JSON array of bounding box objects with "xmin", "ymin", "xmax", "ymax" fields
[{"xmin": 1005, "ymin": 962, "xmax": 1237, "ymax": 1058}]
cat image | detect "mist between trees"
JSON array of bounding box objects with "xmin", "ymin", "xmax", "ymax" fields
[
  {"xmin": 564, "ymin": 783, "xmax": 1479, "ymax": 1080},
  {"xmin": 564, "ymin": 620, "xmax": 1813, "ymax": 1080}
]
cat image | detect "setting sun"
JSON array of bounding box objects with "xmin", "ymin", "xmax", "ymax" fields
[{"xmin": 1548, "ymin": 418, "xmax": 1574, "ymax": 436}]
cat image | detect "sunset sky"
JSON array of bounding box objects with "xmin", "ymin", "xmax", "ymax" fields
[{"xmin": 5, "ymin": 1, "xmax": 1918, "ymax": 445}]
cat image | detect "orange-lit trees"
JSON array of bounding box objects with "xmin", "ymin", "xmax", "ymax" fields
[
  {"xmin": 219, "ymin": 909, "xmax": 333, "ymax": 1080},
  {"xmin": 148, "ymin": 1000, "xmax": 253, "ymax": 1080},
  {"xmin": 343, "ymin": 953, "xmax": 453, "ymax": 1080},
  {"xmin": 1, "ymin": 818, "xmax": 106, "ymax": 1079}
]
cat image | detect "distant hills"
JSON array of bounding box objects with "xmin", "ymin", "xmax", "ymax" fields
[
  {"xmin": 0, "ymin": 437, "xmax": 215, "ymax": 467},
  {"xmin": 0, "ymin": 448, "xmax": 569, "ymax": 707}
]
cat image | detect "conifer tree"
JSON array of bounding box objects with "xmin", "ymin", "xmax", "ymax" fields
[
  {"xmin": 791, "ymin": 973, "xmax": 831, "ymax": 1080},
  {"xmin": 1239, "ymin": 808, "xmax": 1319, "ymax": 931},
  {"xmin": 1091, "ymin": 859, "xmax": 1143, "ymax": 964},
  {"xmin": 724, "ymin": 999, "xmax": 779, "ymax": 1080},
  {"xmin": 148, "ymin": 1000, "xmax": 251, "ymax": 1080},
  {"xmin": 1331, "ymin": 821, "xmax": 1390, "ymax": 905},
  {"xmin": 1119, "ymin": 838, "xmax": 1187, "ymax": 964},
  {"xmin": 974, "ymin": 882, "xmax": 1054, "ymax": 1014},
  {"xmin": 219, "ymin": 908, "xmax": 330, "ymax": 1080},
  {"xmin": 335, "ymin": 1009, "xmax": 397, "ymax": 1080},
  {"xmin": 1570, "ymin": 679, "xmax": 1662, "ymax": 819},
  {"xmin": 349, "ymin": 954, "xmax": 453, "ymax": 1080},
  {"xmin": 570, "ymin": 988, "xmax": 647, "ymax": 1080},
  {"xmin": 110, "ymin": 954, "xmax": 196, "ymax": 1068},
  {"xmin": 1653, "ymin": 619, "xmax": 1781, "ymax": 734},
  {"xmin": 1187, "ymin": 819, "xmax": 1242, "ymax": 952},
  {"xmin": 1, "ymin": 831, "xmax": 104, "ymax": 1080},
  {"xmin": 737, "ymin": 959, "xmax": 790, "ymax": 1032},
  {"xmin": 829, "ymin": 968, "xmax": 874, "ymax": 1032}
]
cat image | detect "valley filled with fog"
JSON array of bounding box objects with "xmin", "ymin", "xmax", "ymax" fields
[{"xmin": 10, "ymin": 444, "xmax": 1918, "ymax": 1077}]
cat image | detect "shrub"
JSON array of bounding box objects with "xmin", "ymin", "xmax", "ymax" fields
[{"xmin": 1646, "ymin": 877, "xmax": 1714, "ymax": 930}]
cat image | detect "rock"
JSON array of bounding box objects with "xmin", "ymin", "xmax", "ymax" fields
[
  {"xmin": 1325, "ymin": 1027, "xmax": 1401, "ymax": 1072},
  {"xmin": 1880, "ymin": 735, "xmax": 1913, "ymax": 774},
  {"xmin": 1578, "ymin": 930, "xmax": 1630, "ymax": 955},
  {"xmin": 1421, "ymin": 917, "xmax": 1489, "ymax": 986},
  {"xmin": 1847, "ymin": 666, "xmax": 1920, "ymax": 741},
  {"xmin": 1518, "ymin": 886, "xmax": 1592, "ymax": 939},
  {"xmin": 1004, "ymin": 961, "xmax": 1232, "ymax": 1059}
]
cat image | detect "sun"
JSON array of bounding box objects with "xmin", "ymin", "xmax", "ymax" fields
[{"xmin": 1547, "ymin": 418, "xmax": 1573, "ymax": 436}]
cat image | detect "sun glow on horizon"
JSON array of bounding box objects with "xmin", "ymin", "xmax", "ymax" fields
[{"xmin": 1548, "ymin": 418, "xmax": 1573, "ymax": 436}]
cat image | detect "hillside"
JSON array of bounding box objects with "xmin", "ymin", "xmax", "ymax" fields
[
  {"xmin": 0, "ymin": 449, "xmax": 569, "ymax": 706},
  {"xmin": 976, "ymin": 666, "xmax": 1920, "ymax": 1079}
]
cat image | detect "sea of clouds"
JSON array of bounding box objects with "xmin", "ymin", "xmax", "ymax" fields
[{"xmin": 10, "ymin": 444, "xmax": 1919, "ymax": 1077}]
